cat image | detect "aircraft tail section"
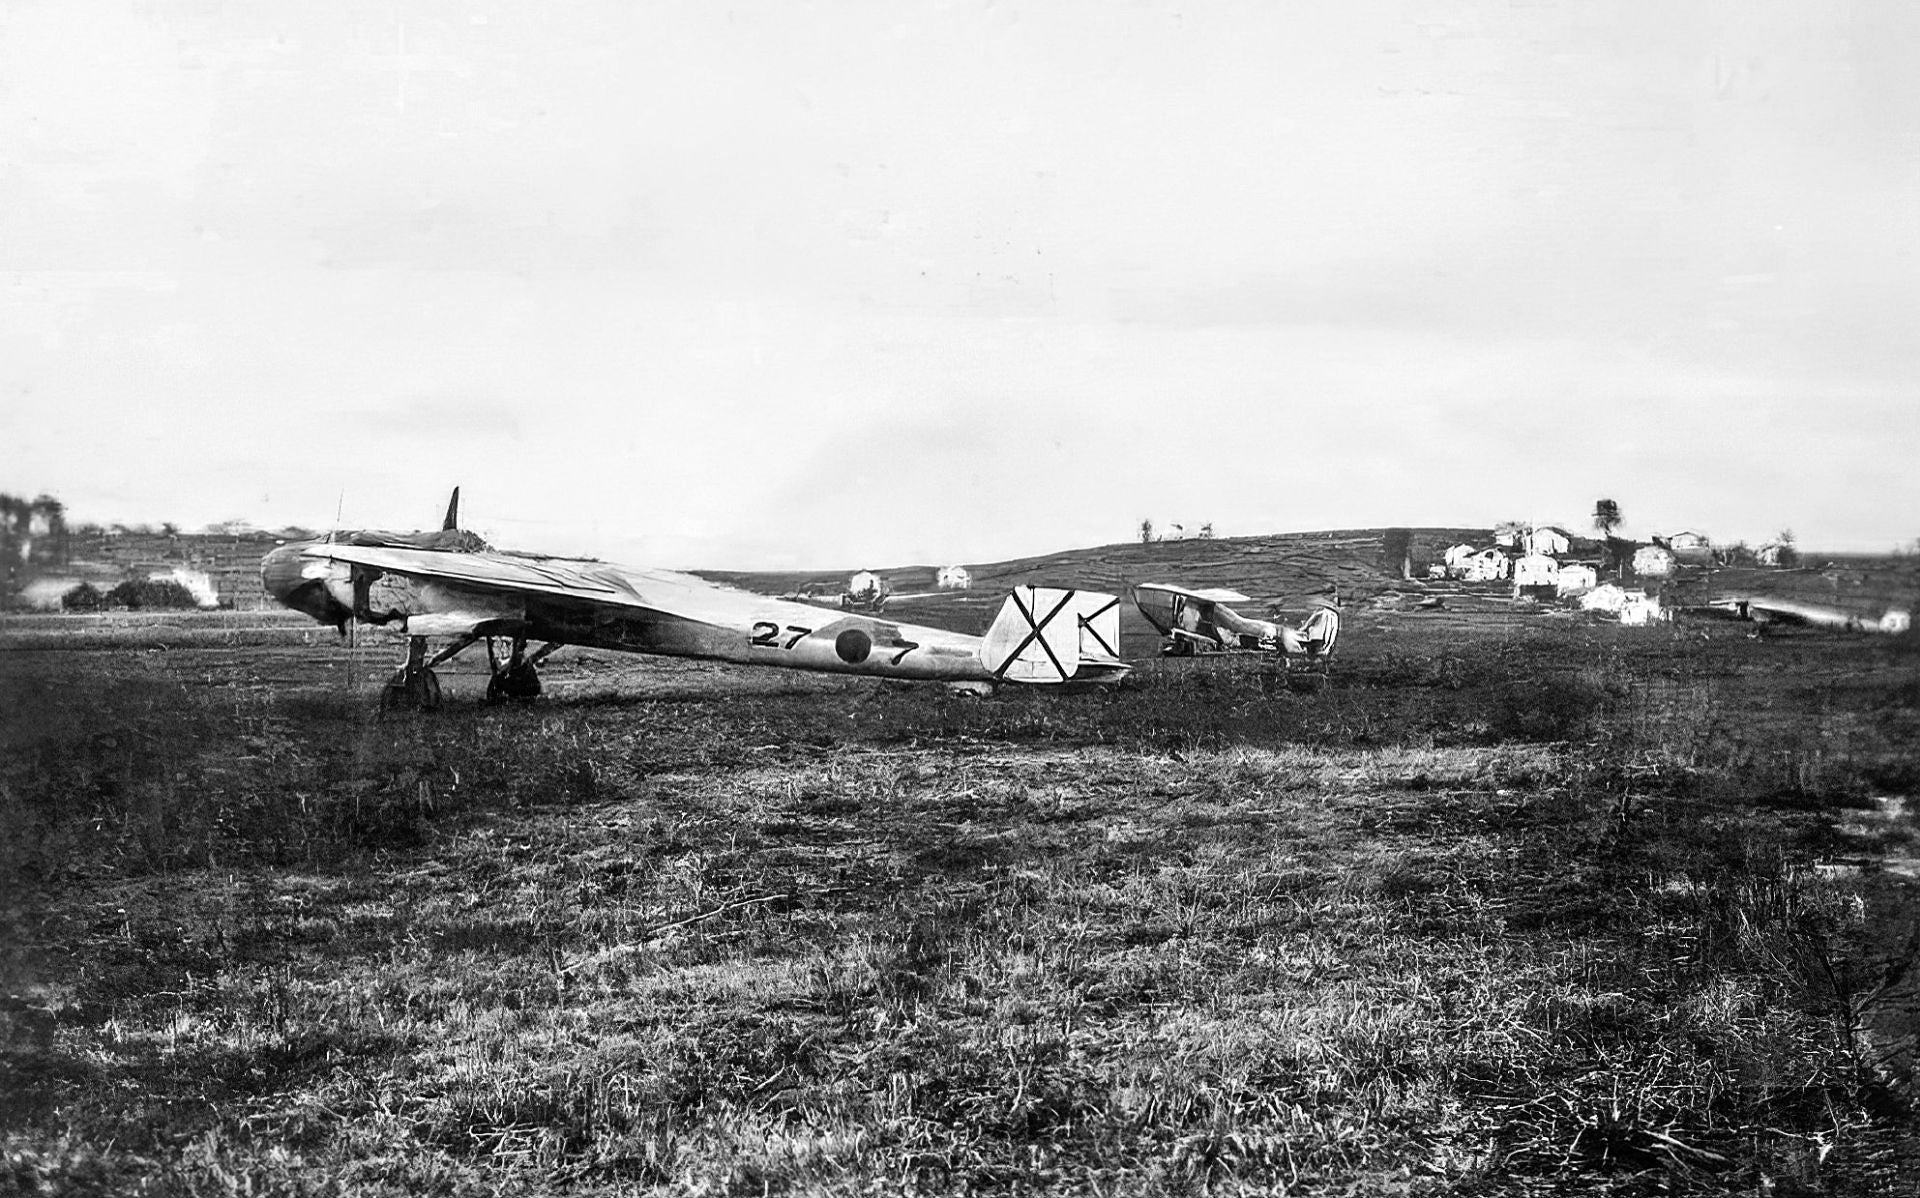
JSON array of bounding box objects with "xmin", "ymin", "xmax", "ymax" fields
[
  {"xmin": 980, "ymin": 587, "xmax": 1129, "ymax": 685},
  {"xmin": 1293, "ymin": 605, "xmax": 1340, "ymax": 658}
]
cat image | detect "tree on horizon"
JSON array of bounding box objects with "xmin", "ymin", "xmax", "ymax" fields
[{"xmin": 1592, "ymin": 498, "xmax": 1622, "ymax": 536}]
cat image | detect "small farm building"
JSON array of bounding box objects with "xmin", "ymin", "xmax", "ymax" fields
[
  {"xmin": 1513, "ymin": 553, "xmax": 1559, "ymax": 588},
  {"xmin": 1457, "ymin": 547, "xmax": 1510, "ymax": 582},
  {"xmin": 1525, "ymin": 526, "xmax": 1571, "ymax": 556},
  {"xmin": 1632, "ymin": 545, "xmax": 1675, "ymax": 577},
  {"xmin": 1663, "ymin": 531, "xmax": 1715, "ymax": 565},
  {"xmin": 1556, "ymin": 564, "xmax": 1599, "ymax": 596}
]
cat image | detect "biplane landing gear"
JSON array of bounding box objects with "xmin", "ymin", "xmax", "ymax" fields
[
  {"xmin": 381, "ymin": 636, "xmax": 443, "ymax": 711},
  {"xmin": 1287, "ymin": 654, "xmax": 1333, "ymax": 693},
  {"xmin": 486, "ymin": 636, "xmax": 560, "ymax": 705}
]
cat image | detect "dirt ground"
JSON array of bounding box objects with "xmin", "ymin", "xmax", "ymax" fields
[{"xmin": 2, "ymin": 611, "xmax": 1917, "ymax": 1194}]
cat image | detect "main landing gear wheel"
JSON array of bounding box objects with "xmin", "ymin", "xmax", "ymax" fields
[
  {"xmin": 380, "ymin": 634, "xmax": 444, "ymax": 711},
  {"xmin": 486, "ymin": 661, "xmax": 543, "ymax": 705},
  {"xmin": 485, "ymin": 636, "xmax": 557, "ymax": 705},
  {"xmin": 381, "ymin": 666, "xmax": 443, "ymax": 711}
]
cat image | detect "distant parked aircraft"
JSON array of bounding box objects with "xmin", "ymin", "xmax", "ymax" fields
[
  {"xmin": 261, "ymin": 490, "xmax": 1128, "ymax": 708},
  {"xmin": 1131, "ymin": 583, "xmax": 1340, "ymax": 669},
  {"xmin": 840, "ymin": 570, "xmax": 891, "ymax": 612},
  {"xmin": 1698, "ymin": 595, "xmax": 1911, "ymax": 635}
]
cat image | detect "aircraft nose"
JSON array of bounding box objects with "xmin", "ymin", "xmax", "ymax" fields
[
  {"xmin": 261, "ymin": 542, "xmax": 350, "ymax": 627},
  {"xmin": 260, "ymin": 543, "xmax": 308, "ymax": 604}
]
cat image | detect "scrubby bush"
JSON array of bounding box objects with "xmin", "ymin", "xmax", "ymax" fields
[
  {"xmin": 59, "ymin": 582, "xmax": 104, "ymax": 611},
  {"xmin": 102, "ymin": 579, "xmax": 201, "ymax": 610}
]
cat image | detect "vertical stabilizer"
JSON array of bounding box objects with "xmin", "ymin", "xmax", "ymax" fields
[
  {"xmin": 981, "ymin": 587, "xmax": 1126, "ymax": 684},
  {"xmin": 442, "ymin": 487, "xmax": 461, "ymax": 531}
]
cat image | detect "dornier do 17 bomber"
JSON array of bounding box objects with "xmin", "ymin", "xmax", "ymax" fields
[
  {"xmin": 1695, "ymin": 594, "xmax": 1912, "ymax": 636},
  {"xmin": 260, "ymin": 489, "xmax": 1129, "ymax": 709},
  {"xmin": 1131, "ymin": 583, "xmax": 1341, "ymax": 672}
]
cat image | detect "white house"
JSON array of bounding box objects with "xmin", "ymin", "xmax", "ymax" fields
[
  {"xmin": 1444, "ymin": 544, "xmax": 1479, "ymax": 571},
  {"xmin": 1756, "ymin": 543, "xmax": 1786, "ymax": 567},
  {"xmin": 1556, "ymin": 564, "xmax": 1599, "ymax": 596},
  {"xmin": 1458, "ymin": 547, "xmax": 1510, "ymax": 582},
  {"xmin": 936, "ymin": 565, "xmax": 972, "ymax": 590},
  {"xmin": 1525, "ymin": 526, "xmax": 1571, "ymax": 556},
  {"xmin": 1580, "ymin": 584, "xmax": 1630, "ymax": 614},
  {"xmin": 1580, "ymin": 584, "xmax": 1662, "ymax": 624},
  {"xmin": 1632, "ymin": 545, "xmax": 1675, "ymax": 577},
  {"xmin": 1619, "ymin": 593, "xmax": 1665, "ymax": 626},
  {"xmin": 1513, "ymin": 553, "xmax": 1560, "ymax": 588},
  {"xmin": 1663, "ymin": 530, "xmax": 1714, "ymax": 565},
  {"xmin": 1493, "ymin": 521, "xmax": 1527, "ymax": 548}
]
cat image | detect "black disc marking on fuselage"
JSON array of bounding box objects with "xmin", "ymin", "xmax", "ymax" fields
[{"xmin": 835, "ymin": 628, "xmax": 873, "ymax": 663}]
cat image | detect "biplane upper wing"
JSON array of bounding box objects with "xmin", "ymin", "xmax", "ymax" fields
[
  {"xmin": 1130, "ymin": 582, "xmax": 1254, "ymax": 639},
  {"xmin": 1132, "ymin": 583, "xmax": 1253, "ymax": 604}
]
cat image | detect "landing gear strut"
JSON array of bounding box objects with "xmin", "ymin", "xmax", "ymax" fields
[
  {"xmin": 381, "ymin": 636, "xmax": 443, "ymax": 711},
  {"xmin": 486, "ymin": 636, "xmax": 561, "ymax": 705}
]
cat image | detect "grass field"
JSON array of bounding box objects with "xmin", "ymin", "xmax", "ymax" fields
[{"xmin": 2, "ymin": 613, "xmax": 1918, "ymax": 1194}]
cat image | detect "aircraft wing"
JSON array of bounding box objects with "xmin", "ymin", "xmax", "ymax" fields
[
  {"xmin": 302, "ymin": 543, "xmax": 645, "ymax": 605},
  {"xmin": 298, "ymin": 543, "xmax": 971, "ymax": 644},
  {"xmin": 1133, "ymin": 583, "xmax": 1253, "ymax": 604}
]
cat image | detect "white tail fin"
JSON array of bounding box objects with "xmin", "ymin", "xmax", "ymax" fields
[
  {"xmin": 1297, "ymin": 606, "xmax": 1340, "ymax": 659},
  {"xmin": 981, "ymin": 587, "xmax": 1126, "ymax": 684}
]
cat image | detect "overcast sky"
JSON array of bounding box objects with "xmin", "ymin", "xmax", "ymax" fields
[{"xmin": 4, "ymin": 1, "xmax": 1915, "ymax": 567}]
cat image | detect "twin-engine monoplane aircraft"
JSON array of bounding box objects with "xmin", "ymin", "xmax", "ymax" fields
[
  {"xmin": 1132, "ymin": 583, "xmax": 1340, "ymax": 669},
  {"xmin": 261, "ymin": 491, "xmax": 1128, "ymax": 708},
  {"xmin": 1698, "ymin": 595, "xmax": 1912, "ymax": 635}
]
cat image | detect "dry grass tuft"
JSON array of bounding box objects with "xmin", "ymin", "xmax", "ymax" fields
[{"xmin": 2, "ymin": 620, "xmax": 1916, "ymax": 1193}]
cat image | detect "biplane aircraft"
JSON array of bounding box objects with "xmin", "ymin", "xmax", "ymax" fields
[
  {"xmin": 1132, "ymin": 583, "xmax": 1340, "ymax": 668},
  {"xmin": 261, "ymin": 490, "xmax": 1128, "ymax": 709}
]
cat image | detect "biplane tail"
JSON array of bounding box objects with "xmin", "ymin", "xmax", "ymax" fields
[
  {"xmin": 980, "ymin": 587, "xmax": 1129, "ymax": 685},
  {"xmin": 1290, "ymin": 604, "xmax": 1340, "ymax": 661}
]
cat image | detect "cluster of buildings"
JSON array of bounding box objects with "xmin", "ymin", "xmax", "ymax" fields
[
  {"xmin": 1430, "ymin": 524, "xmax": 1735, "ymax": 626},
  {"xmin": 1138, "ymin": 520, "xmax": 1216, "ymax": 543}
]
